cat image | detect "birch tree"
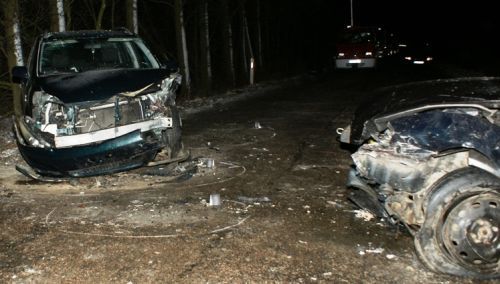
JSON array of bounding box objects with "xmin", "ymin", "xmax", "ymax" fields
[
  {"xmin": 3, "ymin": 0, "xmax": 24, "ymax": 68},
  {"xmin": 3, "ymin": 0, "xmax": 24, "ymax": 114},
  {"xmin": 174, "ymin": 0, "xmax": 191, "ymax": 96},
  {"xmin": 56, "ymin": 0, "xmax": 66, "ymax": 31},
  {"xmin": 50, "ymin": 0, "xmax": 66, "ymax": 32},
  {"xmin": 126, "ymin": 0, "xmax": 138, "ymax": 34}
]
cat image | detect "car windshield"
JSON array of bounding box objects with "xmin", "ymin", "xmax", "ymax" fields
[
  {"xmin": 340, "ymin": 31, "xmax": 376, "ymax": 44},
  {"xmin": 38, "ymin": 37, "xmax": 160, "ymax": 75}
]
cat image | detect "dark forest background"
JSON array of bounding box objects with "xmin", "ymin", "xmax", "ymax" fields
[
  {"xmin": 1, "ymin": 0, "xmax": 499, "ymax": 113},
  {"xmin": 0, "ymin": 0, "xmax": 349, "ymax": 108}
]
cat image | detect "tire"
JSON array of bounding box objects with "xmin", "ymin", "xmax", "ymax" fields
[{"xmin": 415, "ymin": 167, "xmax": 500, "ymax": 279}]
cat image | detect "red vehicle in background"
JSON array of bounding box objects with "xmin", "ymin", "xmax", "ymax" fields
[{"xmin": 335, "ymin": 26, "xmax": 385, "ymax": 69}]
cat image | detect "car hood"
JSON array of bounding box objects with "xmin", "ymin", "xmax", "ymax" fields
[
  {"xmin": 38, "ymin": 68, "xmax": 171, "ymax": 104},
  {"xmin": 346, "ymin": 77, "xmax": 500, "ymax": 145}
]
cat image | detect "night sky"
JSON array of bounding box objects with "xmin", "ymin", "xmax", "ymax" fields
[
  {"xmin": 312, "ymin": 0, "xmax": 498, "ymax": 68},
  {"xmin": 353, "ymin": 1, "xmax": 499, "ymax": 50}
]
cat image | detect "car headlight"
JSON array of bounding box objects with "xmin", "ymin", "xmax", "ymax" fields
[
  {"xmin": 337, "ymin": 52, "xmax": 345, "ymax": 58},
  {"xmin": 365, "ymin": 51, "xmax": 373, "ymax": 56},
  {"xmin": 404, "ymin": 56, "xmax": 412, "ymax": 61},
  {"xmin": 32, "ymin": 91, "xmax": 73, "ymax": 135},
  {"xmin": 426, "ymin": 57, "xmax": 433, "ymax": 61}
]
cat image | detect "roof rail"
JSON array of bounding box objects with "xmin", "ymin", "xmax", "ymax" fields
[{"xmin": 112, "ymin": 27, "xmax": 133, "ymax": 34}]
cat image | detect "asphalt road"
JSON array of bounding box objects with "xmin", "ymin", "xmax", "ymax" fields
[{"xmin": 0, "ymin": 62, "xmax": 494, "ymax": 283}]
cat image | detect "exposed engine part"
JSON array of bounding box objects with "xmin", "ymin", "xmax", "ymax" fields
[{"xmin": 28, "ymin": 74, "xmax": 181, "ymax": 149}]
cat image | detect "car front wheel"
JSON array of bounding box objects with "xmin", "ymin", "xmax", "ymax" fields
[{"xmin": 415, "ymin": 168, "xmax": 500, "ymax": 279}]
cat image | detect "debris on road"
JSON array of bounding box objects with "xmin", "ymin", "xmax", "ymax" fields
[
  {"xmin": 351, "ymin": 209, "xmax": 375, "ymax": 221},
  {"xmin": 357, "ymin": 244, "xmax": 385, "ymax": 255},
  {"xmin": 237, "ymin": 196, "xmax": 271, "ymax": 204},
  {"xmin": 386, "ymin": 254, "xmax": 397, "ymax": 260},
  {"xmin": 209, "ymin": 193, "xmax": 222, "ymax": 207},
  {"xmin": 197, "ymin": 158, "xmax": 215, "ymax": 169}
]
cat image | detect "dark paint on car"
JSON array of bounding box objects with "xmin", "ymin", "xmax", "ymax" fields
[
  {"xmin": 11, "ymin": 29, "xmax": 187, "ymax": 178},
  {"xmin": 339, "ymin": 77, "xmax": 500, "ymax": 279}
]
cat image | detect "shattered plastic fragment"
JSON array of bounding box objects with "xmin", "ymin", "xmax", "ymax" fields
[
  {"xmin": 209, "ymin": 193, "xmax": 221, "ymax": 207},
  {"xmin": 197, "ymin": 158, "xmax": 215, "ymax": 169},
  {"xmin": 365, "ymin": 248, "xmax": 384, "ymax": 254},
  {"xmin": 237, "ymin": 196, "xmax": 271, "ymax": 204},
  {"xmin": 353, "ymin": 209, "xmax": 375, "ymax": 221}
]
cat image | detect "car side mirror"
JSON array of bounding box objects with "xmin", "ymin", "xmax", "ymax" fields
[{"xmin": 12, "ymin": 66, "xmax": 28, "ymax": 84}]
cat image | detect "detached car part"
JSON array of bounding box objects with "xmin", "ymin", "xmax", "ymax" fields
[
  {"xmin": 340, "ymin": 77, "xmax": 500, "ymax": 279},
  {"xmin": 11, "ymin": 29, "xmax": 187, "ymax": 178}
]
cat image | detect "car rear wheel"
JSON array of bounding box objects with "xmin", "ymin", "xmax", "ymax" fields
[{"xmin": 415, "ymin": 168, "xmax": 500, "ymax": 279}]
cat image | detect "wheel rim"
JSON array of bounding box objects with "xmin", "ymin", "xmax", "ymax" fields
[{"xmin": 441, "ymin": 192, "xmax": 500, "ymax": 274}]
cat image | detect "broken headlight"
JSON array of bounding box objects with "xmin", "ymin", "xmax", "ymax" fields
[{"xmin": 32, "ymin": 91, "xmax": 76, "ymax": 136}]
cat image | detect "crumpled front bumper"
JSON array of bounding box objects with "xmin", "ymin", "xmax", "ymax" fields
[{"xmin": 17, "ymin": 129, "xmax": 161, "ymax": 177}]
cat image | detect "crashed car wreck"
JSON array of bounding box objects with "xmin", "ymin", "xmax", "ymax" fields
[
  {"xmin": 339, "ymin": 77, "xmax": 500, "ymax": 279},
  {"xmin": 11, "ymin": 29, "xmax": 188, "ymax": 179}
]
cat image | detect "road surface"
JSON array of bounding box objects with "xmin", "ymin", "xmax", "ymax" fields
[{"xmin": 0, "ymin": 63, "xmax": 491, "ymax": 283}]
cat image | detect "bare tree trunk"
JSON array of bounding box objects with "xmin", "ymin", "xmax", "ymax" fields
[
  {"xmin": 5, "ymin": 2, "xmax": 24, "ymax": 67},
  {"xmin": 219, "ymin": 0, "xmax": 235, "ymax": 87},
  {"xmin": 56, "ymin": 0, "xmax": 66, "ymax": 32},
  {"xmin": 198, "ymin": 0, "xmax": 212, "ymax": 93},
  {"xmin": 96, "ymin": 0, "xmax": 106, "ymax": 30},
  {"xmin": 3, "ymin": 0, "xmax": 24, "ymax": 115},
  {"xmin": 243, "ymin": 11, "xmax": 254, "ymax": 84},
  {"xmin": 256, "ymin": 0, "xmax": 263, "ymax": 67},
  {"xmin": 126, "ymin": 0, "xmax": 138, "ymax": 34},
  {"xmin": 239, "ymin": 2, "xmax": 248, "ymax": 78},
  {"xmin": 64, "ymin": 0, "xmax": 73, "ymax": 30},
  {"xmin": 228, "ymin": 23, "xmax": 235, "ymax": 84},
  {"xmin": 174, "ymin": 0, "xmax": 191, "ymax": 97},
  {"xmin": 49, "ymin": 0, "xmax": 68, "ymax": 31},
  {"xmin": 50, "ymin": 0, "xmax": 59, "ymax": 32},
  {"xmin": 111, "ymin": 0, "xmax": 115, "ymax": 28}
]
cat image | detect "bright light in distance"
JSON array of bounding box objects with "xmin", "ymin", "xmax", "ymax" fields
[
  {"xmin": 426, "ymin": 57, "xmax": 433, "ymax": 61},
  {"xmin": 365, "ymin": 51, "xmax": 373, "ymax": 56},
  {"xmin": 338, "ymin": 53, "xmax": 345, "ymax": 57},
  {"xmin": 404, "ymin": 56, "xmax": 412, "ymax": 60}
]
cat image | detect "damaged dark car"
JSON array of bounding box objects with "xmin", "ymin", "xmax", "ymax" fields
[
  {"xmin": 11, "ymin": 29, "xmax": 187, "ymax": 179},
  {"xmin": 339, "ymin": 77, "xmax": 500, "ymax": 279}
]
